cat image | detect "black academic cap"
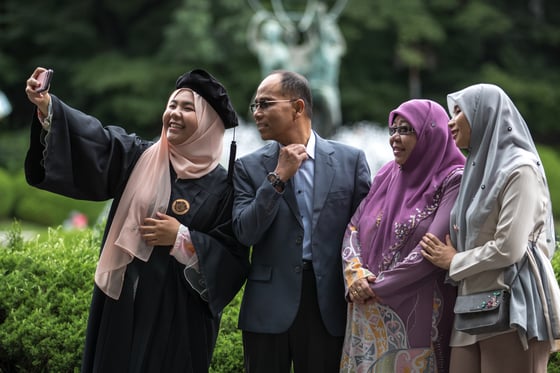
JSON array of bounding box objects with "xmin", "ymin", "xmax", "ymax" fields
[
  {"xmin": 175, "ymin": 69, "xmax": 239, "ymax": 129},
  {"xmin": 176, "ymin": 68, "xmax": 238, "ymax": 184}
]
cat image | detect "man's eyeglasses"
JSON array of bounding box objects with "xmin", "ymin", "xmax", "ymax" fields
[
  {"xmin": 389, "ymin": 125, "xmax": 415, "ymax": 136},
  {"xmin": 249, "ymin": 99, "xmax": 297, "ymax": 113}
]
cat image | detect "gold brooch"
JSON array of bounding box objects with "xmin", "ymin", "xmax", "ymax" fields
[{"xmin": 171, "ymin": 199, "xmax": 190, "ymax": 215}]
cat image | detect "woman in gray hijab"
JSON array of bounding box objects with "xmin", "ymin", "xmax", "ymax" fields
[{"xmin": 420, "ymin": 83, "xmax": 560, "ymax": 373}]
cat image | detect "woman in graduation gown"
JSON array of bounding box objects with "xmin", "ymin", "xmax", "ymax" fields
[{"xmin": 24, "ymin": 67, "xmax": 250, "ymax": 373}]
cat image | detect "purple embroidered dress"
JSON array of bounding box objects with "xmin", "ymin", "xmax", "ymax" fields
[{"xmin": 340, "ymin": 100, "xmax": 465, "ymax": 373}]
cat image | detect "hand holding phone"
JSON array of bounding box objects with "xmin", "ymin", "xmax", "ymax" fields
[{"xmin": 35, "ymin": 69, "xmax": 54, "ymax": 93}]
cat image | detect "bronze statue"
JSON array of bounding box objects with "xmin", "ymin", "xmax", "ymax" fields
[{"xmin": 247, "ymin": 0, "xmax": 348, "ymax": 137}]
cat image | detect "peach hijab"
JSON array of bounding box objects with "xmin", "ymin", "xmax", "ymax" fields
[{"xmin": 95, "ymin": 89, "xmax": 225, "ymax": 299}]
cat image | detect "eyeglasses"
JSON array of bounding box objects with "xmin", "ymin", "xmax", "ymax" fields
[
  {"xmin": 389, "ymin": 125, "xmax": 415, "ymax": 136},
  {"xmin": 249, "ymin": 99, "xmax": 297, "ymax": 113}
]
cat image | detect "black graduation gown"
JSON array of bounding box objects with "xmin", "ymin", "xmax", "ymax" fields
[{"xmin": 24, "ymin": 96, "xmax": 249, "ymax": 373}]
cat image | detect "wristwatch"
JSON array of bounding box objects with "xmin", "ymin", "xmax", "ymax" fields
[{"xmin": 266, "ymin": 172, "xmax": 285, "ymax": 192}]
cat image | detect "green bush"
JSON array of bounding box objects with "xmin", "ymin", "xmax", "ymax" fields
[
  {"xmin": 1, "ymin": 222, "xmax": 558, "ymax": 371},
  {"xmin": 11, "ymin": 171, "xmax": 107, "ymax": 227},
  {"xmin": 0, "ymin": 221, "xmax": 245, "ymax": 372},
  {"xmin": 0, "ymin": 168, "xmax": 15, "ymax": 219},
  {"xmin": 0, "ymin": 221, "xmax": 99, "ymax": 372},
  {"xmin": 548, "ymin": 242, "xmax": 560, "ymax": 372},
  {"xmin": 210, "ymin": 290, "xmax": 244, "ymax": 372},
  {"xmin": 539, "ymin": 144, "xmax": 560, "ymax": 220},
  {"xmin": 0, "ymin": 130, "xmax": 28, "ymax": 174}
]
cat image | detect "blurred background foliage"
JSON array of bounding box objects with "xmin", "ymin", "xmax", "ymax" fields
[
  {"xmin": 1, "ymin": 0, "xmax": 559, "ymax": 142},
  {"xmin": 0, "ymin": 1, "xmax": 560, "ymax": 370},
  {"xmin": 1, "ymin": 0, "xmax": 559, "ymax": 225}
]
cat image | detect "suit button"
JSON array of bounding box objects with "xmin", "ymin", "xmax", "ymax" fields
[
  {"xmin": 295, "ymin": 265, "xmax": 302, "ymax": 273},
  {"xmin": 295, "ymin": 236, "xmax": 303, "ymax": 245}
]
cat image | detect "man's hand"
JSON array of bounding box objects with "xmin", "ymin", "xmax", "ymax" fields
[
  {"xmin": 275, "ymin": 144, "xmax": 308, "ymax": 181},
  {"xmin": 140, "ymin": 212, "xmax": 181, "ymax": 247}
]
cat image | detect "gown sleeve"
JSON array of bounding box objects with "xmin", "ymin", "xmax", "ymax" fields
[
  {"xmin": 170, "ymin": 225, "xmax": 197, "ymax": 266},
  {"xmin": 170, "ymin": 225, "xmax": 209, "ymax": 301},
  {"xmin": 189, "ymin": 184, "xmax": 250, "ymax": 317},
  {"xmin": 170, "ymin": 169, "xmax": 250, "ymax": 318},
  {"xmin": 24, "ymin": 95, "xmax": 151, "ymax": 201}
]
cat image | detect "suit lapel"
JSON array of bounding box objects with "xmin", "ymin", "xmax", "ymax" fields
[
  {"xmin": 312, "ymin": 135, "xmax": 335, "ymax": 230},
  {"xmin": 262, "ymin": 143, "xmax": 303, "ymax": 226}
]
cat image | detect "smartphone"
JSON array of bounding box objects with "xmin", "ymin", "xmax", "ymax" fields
[{"xmin": 35, "ymin": 69, "xmax": 54, "ymax": 93}]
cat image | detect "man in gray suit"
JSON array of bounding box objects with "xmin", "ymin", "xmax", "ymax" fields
[{"xmin": 232, "ymin": 70, "xmax": 371, "ymax": 373}]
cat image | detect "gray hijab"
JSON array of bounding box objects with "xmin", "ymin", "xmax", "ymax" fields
[{"xmin": 447, "ymin": 83, "xmax": 555, "ymax": 255}]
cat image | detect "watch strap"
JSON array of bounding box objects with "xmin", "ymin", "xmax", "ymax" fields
[{"xmin": 266, "ymin": 172, "xmax": 285, "ymax": 192}]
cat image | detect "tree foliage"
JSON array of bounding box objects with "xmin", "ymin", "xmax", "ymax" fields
[{"xmin": 1, "ymin": 0, "xmax": 559, "ymax": 145}]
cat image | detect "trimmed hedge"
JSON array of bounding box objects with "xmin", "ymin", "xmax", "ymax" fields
[
  {"xmin": 0, "ymin": 168, "xmax": 15, "ymax": 219},
  {"xmin": 10, "ymin": 171, "xmax": 107, "ymax": 227},
  {"xmin": 0, "ymin": 221, "xmax": 244, "ymax": 372},
  {"xmin": 0, "ymin": 130, "xmax": 28, "ymax": 174},
  {"xmin": 1, "ymin": 222, "xmax": 560, "ymax": 371},
  {"xmin": 539, "ymin": 145, "xmax": 560, "ymax": 220},
  {"xmin": 550, "ymin": 248, "xmax": 560, "ymax": 373},
  {"xmin": 211, "ymin": 290, "xmax": 244, "ymax": 372},
  {"xmin": 0, "ymin": 222, "xmax": 99, "ymax": 372}
]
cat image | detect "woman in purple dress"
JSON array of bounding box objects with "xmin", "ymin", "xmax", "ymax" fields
[{"xmin": 340, "ymin": 99, "xmax": 465, "ymax": 372}]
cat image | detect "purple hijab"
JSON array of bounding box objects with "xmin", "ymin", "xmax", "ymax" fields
[{"xmin": 358, "ymin": 99, "xmax": 465, "ymax": 272}]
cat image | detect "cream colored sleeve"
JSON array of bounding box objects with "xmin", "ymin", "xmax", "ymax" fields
[
  {"xmin": 449, "ymin": 165, "xmax": 545, "ymax": 281},
  {"xmin": 169, "ymin": 224, "xmax": 197, "ymax": 266},
  {"xmin": 37, "ymin": 99, "xmax": 53, "ymax": 131}
]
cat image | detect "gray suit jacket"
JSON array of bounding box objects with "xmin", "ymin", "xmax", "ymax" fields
[{"xmin": 232, "ymin": 133, "xmax": 371, "ymax": 336}]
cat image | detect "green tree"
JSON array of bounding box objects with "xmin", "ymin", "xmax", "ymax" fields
[{"xmin": 1, "ymin": 0, "xmax": 560, "ymax": 142}]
